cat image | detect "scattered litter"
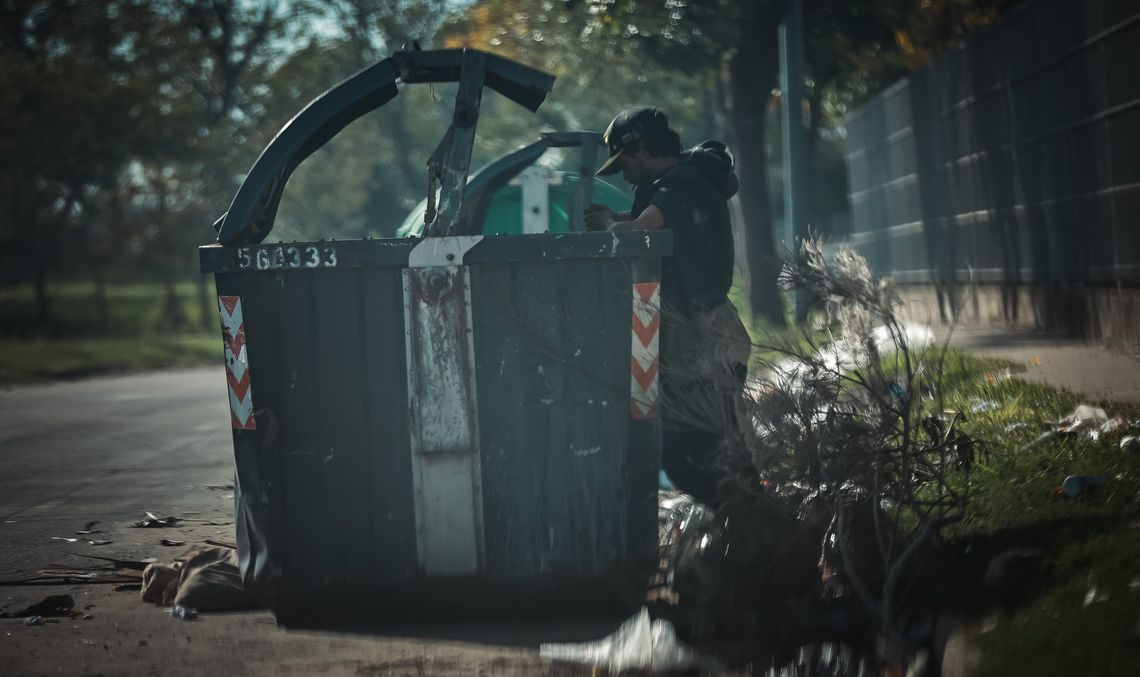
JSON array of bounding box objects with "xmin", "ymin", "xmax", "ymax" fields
[
  {"xmin": 540, "ymin": 607, "xmax": 718, "ymax": 673},
  {"xmin": 1083, "ymin": 585, "xmax": 1110, "ymax": 607},
  {"xmin": 2, "ymin": 594, "xmax": 75, "ymax": 618},
  {"xmin": 1018, "ymin": 431, "xmax": 1058, "ymax": 453},
  {"xmin": 80, "ymin": 639, "xmax": 96, "ymax": 645},
  {"xmin": 984, "ymin": 368, "xmax": 1013, "ymax": 384},
  {"xmin": 22, "ymin": 616, "xmax": 42, "ymax": 626},
  {"xmin": 760, "ymin": 322, "xmax": 934, "ymax": 396},
  {"xmin": 655, "ymin": 490, "xmax": 720, "ymax": 607},
  {"xmin": 50, "ymin": 537, "xmax": 78, "ymax": 543},
  {"xmin": 1056, "ymin": 405, "xmax": 1108, "ymax": 435},
  {"xmin": 171, "ymin": 604, "xmax": 198, "ymax": 621},
  {"xmin": 1121, "ymin": 436, "xmax": 1140, "ymax": 451},
  {"xmin": 969, "ymin": 398, "xmax": 999, "ymax": 413},
  {"xmin": 81, "ymin": 613, "xmax": 94, "ymax": 620},
  {"xmin": 766, "ymin": 643, "xmax": 869, "ymax": 676},
  {"xmin": 113, "ymin": 584, "xmax": 142, "ymax": 592},
  {"xmin": 133, "ymin": 512, "xmax": 180, "ymax": 528},
  {"xmin": 1032, "ymin": 355, "xmax": 1041, "ymax": 366},
  {"xmin": 88, "ymin": 540, "xmax": 112, "ymax": 546},
  {"xmin": 160, "ymin": 539, "xmax": 186, "ymax": 547},
  {"xmin": 1019, "ymin": 404, "xmax": 1133, "ymax": 452},
  {"xmin": 142, "ymin": 546, "xmax": 259, "ymax": 612},
  {"xmin": 0, "ymin": 553, "xmax": 160, "ymax": 587},
  {"xmin": 1057, "ymin": 474, "xmax": 1108, "ymax": 498},
  {"xmin": 1004, "ymin": 422, "xmax": 1030, "ymax": 433}
]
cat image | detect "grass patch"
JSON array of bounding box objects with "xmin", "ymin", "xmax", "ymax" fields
[
  {"xmin": 0, "ymin": 334, "xmax": 221, "ymax": 384},
  {"xmin": 0, "ymin": 280, "xmax": 216, "ymax": 337},
  {"xmin": 913, "ymin": 351, "xmax": 1140, "ymax": 673}
]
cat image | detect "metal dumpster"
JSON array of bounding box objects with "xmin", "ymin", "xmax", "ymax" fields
[{"xmin": 198, "ymin": 49, "xmax": 668, "ymax": 622}]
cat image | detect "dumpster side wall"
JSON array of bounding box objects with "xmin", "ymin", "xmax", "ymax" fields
[
  {"xmin": 204, "ymin": 232, "xmax": 670, "ymax": 617},
  {"xmin": 227, "ymin": 268, "xmax": 420, "ymax": 606},
  {"xmin": 472, "ymin": 256, "xmax": 659, "ymax": 584}
]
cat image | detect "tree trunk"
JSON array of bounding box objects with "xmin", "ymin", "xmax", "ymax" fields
[
  {"xmin": 33, "ymin": 258, "xmax": 50, "ymax": 334},
  {"xmin": 93, "ymin": 263, "xmax": 109, "ymax": 334},
  {"xmin": 729, "ymin": 12, "xmax": 786, "ymax": 328},
  {"xmin": 161, "ymin": 275, "xmax": 190, "ymax": 332}
]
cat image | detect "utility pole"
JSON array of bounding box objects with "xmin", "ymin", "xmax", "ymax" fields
[{"xmin": 779, "ymin": 0, "xmax": 808, "ymax": 321}]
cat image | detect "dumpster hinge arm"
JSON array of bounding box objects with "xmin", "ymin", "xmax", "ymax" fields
[{"xmin": 424, "ymin": 50, "xmax": 488, "ymax": 238}]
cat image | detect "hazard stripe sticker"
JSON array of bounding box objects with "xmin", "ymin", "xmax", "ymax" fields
[
  {"xmin": 631, "ymin": 282, "xmax": 660, "ymax": 419},
  {"xmin": 218, "ymin": 295, "xmax": 255, "ymax": 430}
]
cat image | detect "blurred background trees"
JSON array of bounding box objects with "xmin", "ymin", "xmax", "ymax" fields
[{"xmin": 0, "ymin": 0, "xmax": 1023, "ymax": 338}]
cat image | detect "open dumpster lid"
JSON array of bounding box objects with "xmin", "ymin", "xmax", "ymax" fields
[{"xmin": 214, "ymin": 49, "xmax": 555, "ymax": 246}]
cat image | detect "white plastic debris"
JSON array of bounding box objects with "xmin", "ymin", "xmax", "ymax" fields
[
  {"xmin": 1056, "ymin": 405, "xmax": 1108, "ymax": 435},
  {"xmin": 1083, "ymin": 585, "xmax": 1110, "ymax": 607},
  {"xmin": 1021, "ymin": 405, "xmax": 1131, "ymax": 452},
  {"xmin": 756, "ymin": 322, "xmax": 935, "ymax": 397},
  {"xmin": 539, "ymin": 607, "xmax": 717, "ymax": 674},
  {"xmin": 969, "ymin": 398, "xmax": 1000, "ymax": 414}
]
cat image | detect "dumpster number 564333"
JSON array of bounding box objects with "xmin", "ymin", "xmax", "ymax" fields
[{"xmin": 237, "ymin": 245, "xmax": 338, "ymax": 270}]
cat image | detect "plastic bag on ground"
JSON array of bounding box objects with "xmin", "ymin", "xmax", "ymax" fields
[
  {"xmin": 754, "ymin": 322, "xmax": 935, "ymax": 397},
  {"xmin": 539, "ymin": 606, "xmax": 718, "ymax": 673}
]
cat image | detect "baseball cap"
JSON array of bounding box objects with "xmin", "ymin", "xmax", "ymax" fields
[{"xmin": 596, "ymin": 107, "xmax": 671, "ymax": 176}]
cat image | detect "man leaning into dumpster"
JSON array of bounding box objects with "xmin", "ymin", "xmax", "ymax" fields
[{"xmin": 586, "ymin": 107, "xmax": 750, "ymax": 506}]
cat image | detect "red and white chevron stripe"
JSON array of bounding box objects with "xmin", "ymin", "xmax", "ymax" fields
[
  {"xmin": 630, "ymin": 282, "xmax": 660, "ymax": 419},
  {"xmin": 218, "ymin": 295, "xmax": 255, "ymax": 430}
]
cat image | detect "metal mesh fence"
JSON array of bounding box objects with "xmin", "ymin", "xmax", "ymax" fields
[{"xmin": 843, "ymin": 0, "xmax": 1140, "ymax": 286}]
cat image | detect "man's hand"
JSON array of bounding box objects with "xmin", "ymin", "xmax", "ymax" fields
[{"xmin": 585, "ymin": 204, "xmax": 615, "ymax": 231}]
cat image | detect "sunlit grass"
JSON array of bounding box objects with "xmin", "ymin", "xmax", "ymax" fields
[
  {"xmin": 917, "ymin": 352, "xmax": 1140, "ymax": 673},
  {"xmin": 0, "ymin": 334, "xmax": 221, "ymax": 384}
]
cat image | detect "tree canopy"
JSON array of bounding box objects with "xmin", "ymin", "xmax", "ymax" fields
[{"xmin": 0, "ymin": 0, "xmax": 1024, "ymax": 334}]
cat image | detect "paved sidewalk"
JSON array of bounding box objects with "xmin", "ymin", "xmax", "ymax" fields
[{"xmin": 944, "ymin": 327, "xmax": 1140, "ymax": 404}]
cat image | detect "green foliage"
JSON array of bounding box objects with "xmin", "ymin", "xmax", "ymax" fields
[
  {"xmin": 0, "ymin": 280, "xmax": 215, "ymax": 338},
  {"xmin": 0, "ymin": 0, "xmax": 1030, "ymax": 337},
  {"xmin": 0, "ymin": 334, "xmax": 220, "ymax": 383}
]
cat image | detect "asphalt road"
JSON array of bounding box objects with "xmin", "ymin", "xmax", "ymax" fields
[
  {"xmin": 0, "ymin": 368, "xmax": 611, "ymax": 676},
  {"xmin": 0, "ymin": 368, "xmax": 235, "ymax": 576}
]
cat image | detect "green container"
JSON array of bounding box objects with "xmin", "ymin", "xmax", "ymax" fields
[{"xmin": 397, "ymin": 172, "xmax": 629, "ymax": 237}]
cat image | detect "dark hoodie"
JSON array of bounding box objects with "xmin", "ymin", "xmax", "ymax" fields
[{"xmin": 631, "ymin": 140, "xmax": 739, "ymax": 313}]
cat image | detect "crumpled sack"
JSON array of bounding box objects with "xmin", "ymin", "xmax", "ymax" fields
[
  {"xmin": 540, "ymin": 607, "xmax": 718, "ymax": 673},
  {"xmin": 141, "ymin": 546, "xmax": 259, "ymax": 612}
]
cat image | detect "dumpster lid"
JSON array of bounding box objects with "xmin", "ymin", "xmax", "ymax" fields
[{"xmin": 214, "ymin": 50, "xmax": 555, "ymax": 247}]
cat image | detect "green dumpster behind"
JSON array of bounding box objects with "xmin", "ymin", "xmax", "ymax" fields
[{"xmin": 199, "ymin": 50, "xmax": 669, "ymax": 622}]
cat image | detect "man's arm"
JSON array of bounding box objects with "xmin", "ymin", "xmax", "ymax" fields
[
  {"xmin": 609, "ymin": 204, "xmax": 664, "ymax": 230},
  {"xmin": 585, "ymin": 205, "xmax": 632, "ymax": 230}
]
